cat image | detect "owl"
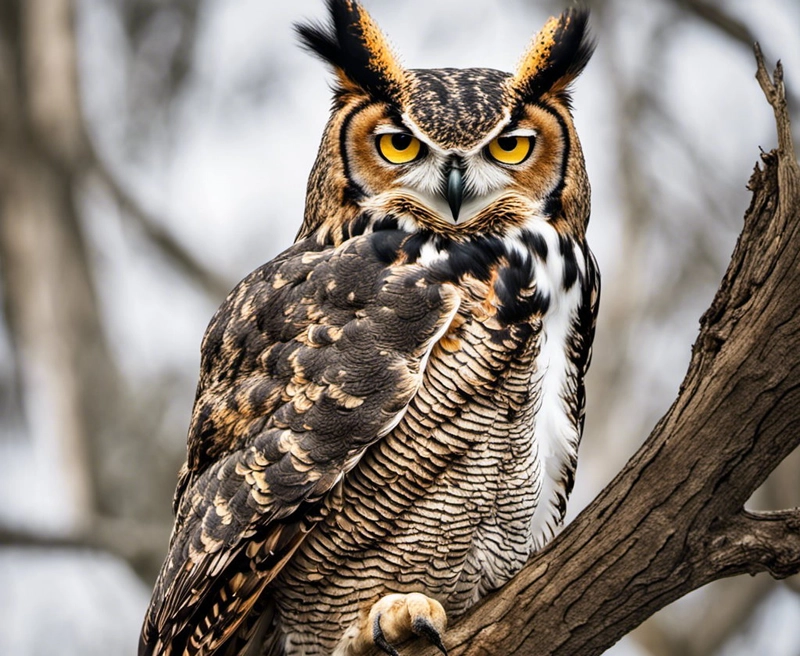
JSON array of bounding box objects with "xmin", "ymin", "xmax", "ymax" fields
[{"xmin": 139, "ymin": 1, "xmax": 598, "ymax": 655}]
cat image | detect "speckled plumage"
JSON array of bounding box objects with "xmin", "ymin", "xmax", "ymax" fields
[
  {"xmin": 140, "ymin": 2, "xmax": 598, "ymax": 655},
  {"xmin": 407, "ymin": 69, "xmax": 512, "ymax": 150}
]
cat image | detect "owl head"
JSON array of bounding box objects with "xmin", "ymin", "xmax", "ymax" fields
[{"xmin": 296, "ymin": 0, "xmax": 594, "ymax": 245}]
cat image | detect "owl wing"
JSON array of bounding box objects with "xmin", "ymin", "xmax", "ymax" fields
[
  {"xmin": 139, "ymin": 229, "xmax": 460, "ymax": 656},
  {"xmin": 567, "ymin": 243, "xmax": 600, "ymax": 488}
]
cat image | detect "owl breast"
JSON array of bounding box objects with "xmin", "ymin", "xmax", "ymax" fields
[{"xmin": 272, "ymin": 222, "xmax": 588, "ymax": 654}]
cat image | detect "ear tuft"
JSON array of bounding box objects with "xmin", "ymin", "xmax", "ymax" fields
[
  {"xmin": 512, "ymin": 8, "xmax": 595, "ymax": 103},
  {"xmin": 295, "ymin": 0, "xmax": 405, "ymax": 103}
]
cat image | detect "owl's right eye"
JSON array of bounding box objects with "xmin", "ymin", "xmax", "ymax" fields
[
  {"xmin": 486, "ymin": 135, "xmax": 534, "ymax": 165},
  {"xmin": 376, "ymin": 133, "xmax": 424, "ymax": 165}
]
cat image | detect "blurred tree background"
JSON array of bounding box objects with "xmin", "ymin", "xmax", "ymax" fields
[{"xmin": 0, "ymin": 0, "xmax": 797, "ymax": 654}]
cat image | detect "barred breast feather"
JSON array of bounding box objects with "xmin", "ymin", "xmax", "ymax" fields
[
  {"xmin": 266, "ymin": 218, "xmax": 598, "ymax": 654},
  {"xmin": 140, "ymin": 218, "xmax": 598, "ymax": 656}
]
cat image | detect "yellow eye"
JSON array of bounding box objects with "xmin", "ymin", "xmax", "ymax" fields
[
  {"xmin": 487, "ymin": 136, "xmax": 533, "ymax": 165},
  {"xmin": 376, "ymin": 133, "xmax": 423, "ymax": 164}
]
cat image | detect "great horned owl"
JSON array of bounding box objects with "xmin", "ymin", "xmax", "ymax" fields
[{"xmin": 139, "ymin": 1, "xmax": 599, "ymax": 654}]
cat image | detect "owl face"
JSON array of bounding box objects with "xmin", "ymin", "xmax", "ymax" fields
[
  {"xmin": 297, "ymin": 0, "xmax": 594, "ymax": 244},
  {"xmin": 344, "ymin": 71, "xmax": 570, "ymax": 229}
]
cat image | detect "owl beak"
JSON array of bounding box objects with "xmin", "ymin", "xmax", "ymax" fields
[{"xmin": 445, "ymin": 162, "xmax": 465, "ymax": 222}]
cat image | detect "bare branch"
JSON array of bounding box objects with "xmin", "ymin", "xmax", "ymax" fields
[
  {"xmin": 709, "ymin": 509, "xmax": 800, "ymax": 580},
  {"xmin": 673, "ymin": 2, "xmax": 800, "ymax": 114},
  {"xmin": 755, "ymin": 43, "xmax": 800, "ymax": 202},
  {"xmin": 87, "ymin": 143, "xmax": 233, "ymax": 301},
  {"xmin": 0, "ymin": 516, "xmax": 172, "ymax": 581},
  {"xmin": 675, "ymin": 0, "xmax": 755, "ymax": 45}
]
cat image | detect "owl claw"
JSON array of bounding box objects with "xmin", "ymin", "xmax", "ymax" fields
[
  {"xmin": 335, "ymin": 592, "xmax": 448, "ymax": 656},
  {"xmin": 368, "ymin": 592, "xmax": 448, "ymax": 656},
  {"xmin": 411, "ymin": 615, "xmax": 448, "ymax": 655},
  {"xmin": 373, "ymin": 612, "xmax": 401, "ymax": 656}
]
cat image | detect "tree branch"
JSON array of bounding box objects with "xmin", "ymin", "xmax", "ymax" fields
[
  {"xmin": 673, "ymin": 0, "xmax": 800, "ymax": 114},
  {"xmin": 401, "ymin": 45, "xmax": 800, "ymax": 656},
  {"xmin": 87, "ymin": 141, "xmax": 233, "ymax": 301},
  {"xmin": 675, "ymin": 0, "xmax": 755, "ymax": 45},
  {"xmin": 0, "ymin": 515, "xmax": 172, "ymax": 581},
  {"xmin": 755, "ymin": 44, "xmax": 800, "ymax": 205},
  {"xmin": 709, "ymin": 509, "xmax": 800, "ymax": 580}
]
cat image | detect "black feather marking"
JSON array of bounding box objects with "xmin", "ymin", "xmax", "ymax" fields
[
  {"xmin": 401, "ymin": 230, "xmax": 433, "ymax": 262},
  {"xmin": 556, "ymin": 488, "xmax": 568, "ymax": 516},
  {"xmin": 347, "ymin": 212, "xmax": 371, "ymax": 239},
  {"xmin": 338, "ymin": 98, "xmax": 374, "ymax": 203},
  {"xmin": 370, "ymin": 229, "xmax": 405, "ymax": 264},
  {"xmin": 343, "ymin": 181, "xmax": 365, "ymax": 205},
  {"xmin": 516, "ymin": 8, "xmax": 596, "ymax": 104},
  {"xmin": 495, "ymin": 250, "xmax": 551, "ymax": 324},
  {"xmin": 437, "ymin": 235, "xmax": 506, "ymax": 283},
  {"xmin": 543, "ymin": 194, "xmax": 563, "ymax": 218},
  {"xmin": 573, "ymin": 246, "xmax": 600, "ymax": 376},
  {"xmin": 520, "ymin": 230, "xmax": 548, "ymax": 261},
  {"xmin": 560, "ymin": 234, "xmax": 578, "ymax": 290},
  {"xmin": 564, "ymin": 458, "xmax": 576, "ymax": 496},
  {"xmin": 534, "ymin": 99, "xmax": 571, "ymax": 220},
  {"xmin": 372, "ymin": 215, "xmax": 399, "ymax": 232},
  {"xmin": 295, "ymin": 0, "xmax": 400, "ymax": 103}
]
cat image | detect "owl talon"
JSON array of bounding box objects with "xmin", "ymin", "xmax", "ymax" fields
[
  {"xmin": 373, "ymin": 612, "xmax": 401, "ymax": 656},
  {"xmin": 371, "ymin": 609, "xmax": 447, "ymax": 655},
  {"xmin": 369, "ymin": 593, "xmax": 447, "ymax": 655},
  {"xmin": 411, "ymin": 615, "xmax": 448, "ymax": 655},
  {"xmin": 336, "ymin": 592, "xmax": 447, "ymax": 655}
]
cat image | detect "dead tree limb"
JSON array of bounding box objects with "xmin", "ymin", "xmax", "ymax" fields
[
  {"xmin": 408, "ymin": 46, "xmax": 800, "ymax": 656},
  {"xmin": 672, "ymin": 1, "xmax": 800, "ymax": 116}
]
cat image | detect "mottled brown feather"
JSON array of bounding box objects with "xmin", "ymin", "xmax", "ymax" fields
[{"xmin": 139, "ymin": 231, "xmax": 459, "ymax": 655}]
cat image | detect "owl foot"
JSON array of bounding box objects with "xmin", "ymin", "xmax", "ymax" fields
[
  {"xmin": 336, "ymin": 592, "xmax": 448, "ymax": 656},
  {"xmin": 372, "ymin": 592, "xmax": 447, "ymax": 655}
]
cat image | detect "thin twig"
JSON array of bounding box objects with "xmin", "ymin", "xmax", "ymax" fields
[
  {"xmin": 755, "ymin": 43, "xmax": 799, "ymax": 165},
  {"xmin": 674, "ymin": 0, "xmax": 800, "ymax": 113},
  {"xmin": 88, "ymin": 142, "xmax": 233, "ymax": 300},
  {"xmin": 754, "ymin": 43, "xmax": 800, "ymax": 222}
]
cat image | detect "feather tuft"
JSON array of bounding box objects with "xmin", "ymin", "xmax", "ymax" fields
[
  {"xmin": 295, "ymin": 0, "xmax": 405, "ymax": 103},
  {"xmin": 512, "ymin": 8, "xmax": 596, "ymax": 105}
]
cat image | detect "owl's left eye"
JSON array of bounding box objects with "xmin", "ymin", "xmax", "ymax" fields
[
  {"xmin": 486, "ymin": 135, "xmax": 534, "ymax": 165},
  {"xmin": 376, "ymin": 133, "xmax": 424, "ymax": 164}
]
